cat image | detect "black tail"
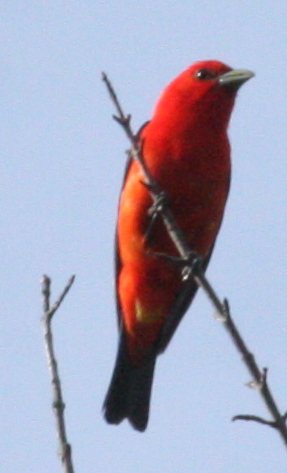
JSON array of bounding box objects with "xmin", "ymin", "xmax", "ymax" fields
[{"xmin": 103, "ymin": 333, "xmax": 156, "ymax": 432}]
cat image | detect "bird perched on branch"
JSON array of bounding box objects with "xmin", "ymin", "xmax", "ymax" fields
[{"xmin": 103, "ymin": 60, "xmax": 254, "ymax": 431}]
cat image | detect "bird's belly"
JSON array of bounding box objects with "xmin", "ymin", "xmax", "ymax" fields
[{"xmin": 117, "ymin": 148, "xmax": 230, "ymax": 356}]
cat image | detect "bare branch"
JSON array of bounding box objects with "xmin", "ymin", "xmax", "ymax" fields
[
  {"xmin": 103, "ymin": 73, "xmax": 287, "ymax": 448},
  {"xmin": 41, "ymin": 275, "xmax": 76, "ymax": 473},
  {"xmin": 232, "ymin": 414, "xmax": 278, "ymax": 428}
]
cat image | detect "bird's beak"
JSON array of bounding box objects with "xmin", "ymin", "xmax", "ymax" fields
[{"xmin": 218, "ymin": 69, "xmax": 254, "ymax": 89}]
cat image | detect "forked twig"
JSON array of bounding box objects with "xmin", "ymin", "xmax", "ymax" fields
[
  {"xmin": 41, "ymin": 275, "xmax": 76, "ymax": 473},
  {"xmin": 102, "ymin": 73, "xmax": 287, "ymax": 448}
]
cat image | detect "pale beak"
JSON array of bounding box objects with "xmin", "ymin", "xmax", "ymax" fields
[{"xmin": 218, "ymin": 69, "xmax": 255, "ymax": 89}]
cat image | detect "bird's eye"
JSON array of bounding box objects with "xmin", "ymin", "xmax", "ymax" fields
[{"xmin": 195, "ymin": 69, "xmax": 217, "ymax": 81}]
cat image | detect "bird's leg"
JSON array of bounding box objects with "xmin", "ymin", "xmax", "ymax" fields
[
  {"xmin": 140, "ymin": 182, "xmax": 169, "ymax": 244},
  {"xmin": 147, "ymin": 249, "xmax": 203, "ymax": 283},
  {"xmin": 149, "ymin": 251, "xmax": 183, "ymax": 265}
]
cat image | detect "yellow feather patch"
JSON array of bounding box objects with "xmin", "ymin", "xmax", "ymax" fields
[{"xmin": 135, "ymin": 299, "xmax": 163, "ymax": 324}]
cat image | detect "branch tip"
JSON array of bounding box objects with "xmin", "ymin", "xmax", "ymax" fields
[{"xmin": 232, "ymin": 414, "xmax": 277, "ymax": 428}]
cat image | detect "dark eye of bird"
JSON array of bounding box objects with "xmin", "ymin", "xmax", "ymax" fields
[{"xmin": 195, "ymin": 69, "xmax": 217, "ymax": 81}]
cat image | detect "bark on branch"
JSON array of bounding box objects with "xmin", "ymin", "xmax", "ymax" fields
[{"xmin": 41, "ymin": 275, "xmax": 76, "ymax": 473}]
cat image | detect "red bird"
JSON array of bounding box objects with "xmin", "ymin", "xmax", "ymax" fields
[{"xmin": 103, "ymin": 60, "xmax": 253, "ymax": 431}]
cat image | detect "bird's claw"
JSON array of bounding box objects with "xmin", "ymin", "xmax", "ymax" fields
[
  {"xmin": 147, "ymin": 191, "xmax": 169, "ymax": 216},
  {"xmin": 143, "ymin": 191, "xmax": 169, "ymax": 243},
  {"xmin": 181, "ymin": 252, "xmax": 203, "ymax": 281}
]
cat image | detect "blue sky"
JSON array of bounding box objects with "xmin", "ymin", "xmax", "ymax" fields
[{"xmin": 1, "ymin": 2, "xmax": 287, "ymax": 472}]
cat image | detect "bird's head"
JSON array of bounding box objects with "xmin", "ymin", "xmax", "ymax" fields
[{"xmin": 154, "ymin": 60, "xmax": 254, "ymax": 132}]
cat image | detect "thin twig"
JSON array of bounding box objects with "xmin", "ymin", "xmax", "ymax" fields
[
  {"xmin": 102, "ymin": 73, "xmax": 287, "ymax": 448},
  {"xmin": 41, "ymin": 275, "xmax": 76, "ymax": 473},
  {"xmin": 232, "ymin": 415, "xmax": 278, "ymax": 428},
  {"xmin": 102, "ymin": 72, "xmax": 195, "ymax": 264}
]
